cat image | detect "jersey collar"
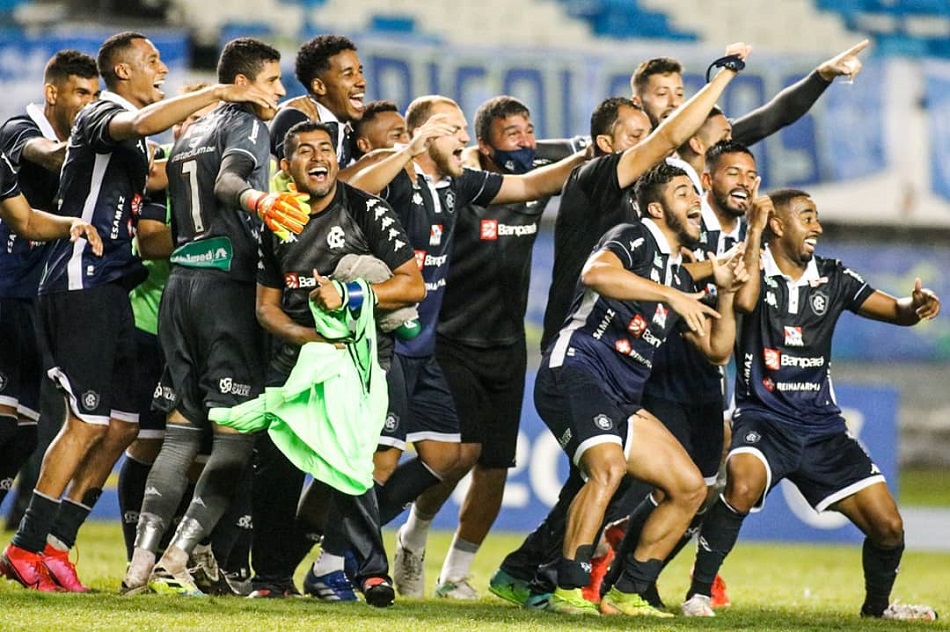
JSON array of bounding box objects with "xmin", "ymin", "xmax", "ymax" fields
[
  {"xmin": 25, "ymin": 103, "xmax": 57, "ymax": 140},
  {"xmin": 100, "ymin": 90, "xmax": 139, "ymax": 112},
  {"xmin": 312, "ymin": 100, "xmax": 351, "ymax": 159},
  {"xmin": 642, "ymin": 217, "xmax": 683, "ymax": 267},
  {"xmin": 762, "ymin": 246, "xmax": 820, "ymax": 285}
]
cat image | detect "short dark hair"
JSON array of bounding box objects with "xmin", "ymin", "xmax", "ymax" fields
[
  {"xmin": 631, "ymin": 57, "xmax": 683, "ymax": 95},
  {"xmin": 634, "ymin": 162, "xmax": 689, "ymax": 211},
  {"xmin": 353, "ymin": 99, "xmax": 399, "ymax": 137},
  {"xmin": 590, "ymin": 97, "xmax": 642, "ymax": 154},
  {"xmin": 473, "ymin": 96, "xmax": 530, "ymax": 143},
  {"xmin": 764, "ymin": 188, "xmax": 811, "ymax": 240},
  {"xmin": 45, "ymin": 50, "xmax": 98, "ymax": 85},
  {"xmin": 97, "ymin": 31, "xmax": 147, "ymax": 89},
  {"xmin": 217, "ymin": 37, "xmax": 280, "ymax": 84},
  {"xmin": 283, "ymin": 120, "xmax": 335, "ymax": 159},
  {"xmin": 405, "ymin": 95, "xmax": 457, "ymax": 135},
  {"xmin": 295, "ymin": 35, "xmax": 357, "ymax": 92},
  {"xmin": 705, "ymin": 139, "xmax": 755, "ymax": 172}
]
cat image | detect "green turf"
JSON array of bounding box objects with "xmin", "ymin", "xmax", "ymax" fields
[
  {"xmin": 2, "ymin": 523, "xmax": 948, "ymax": 631},
  {"xmin": 900, "ymin": 466, "xmax": 950, "ymax": 507}
]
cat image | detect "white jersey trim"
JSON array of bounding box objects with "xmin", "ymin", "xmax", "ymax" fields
[
  {"xmin": 67, "ymin": 152, "xmax": 111, "ymax": 290},
  {"xmin": 726, "ymin": 446, "xmax": 771, "ymax": 513}
]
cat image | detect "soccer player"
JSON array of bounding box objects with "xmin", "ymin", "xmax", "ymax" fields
[
  {"xmin": 0, "ymin": 31, "xmax": 272, "ymax": 593},
  {"xmin": 255, "ymin": 120, "xmax": 424, "ymax": 606},
  {"xmin": 351, "ymin": 100, "xmax": 410, "ymax": 160},
  {"xmin": 538, "ymin": 162, "xmax": 747, "ymax": 617},
  {"xmin": 348, "ymin": 94, "xmax": 587, "ymax": 597},
  {"xmin": 681, "ymin": 187, "xmax": 940, "ymax": 621},
  {"xmin": 0, "ymin": 50, "xmax": 99, "ymax": 513},
  {"xmin": 405, "ymin": 96, "xmax": 583, "ymax": 599},
  {"xmin": 120, "ymin": 37, "xmax": 295, "ymax": 596}
]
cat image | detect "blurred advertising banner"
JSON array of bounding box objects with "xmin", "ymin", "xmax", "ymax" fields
[{"xmin": 926, "ymin": 61, "xmax": 950, "ymax": 203}]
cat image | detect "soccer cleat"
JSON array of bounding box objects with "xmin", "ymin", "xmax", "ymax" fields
[
  {"xmin": 303, "ymin": 567, "xmax": 358, "ymax": 602},
  {"xmin": 603, "ymin": 518, "xmax": 628, "ymax": 551},
  {"xmin": 876, "ymin": 603, "xmax": 938, "ymax": 621},
  {"xmin": 547, "ymin": 587, "xmax": 599, "ymax": 615},
  {"xmin": 0, "ymin": 544, "xmax": 60, "ymax": 592},
  {"xmin": 524, "ymin": 591, "xmax": 553, "ymax": 610},
  {"xmin": 42, "ymin": 544, "xmax": 90, "ymax": 592},
  {"xmin": 246, "ymin": 584, "xmax": 302, "ymax": 599},
  {"xmin": 435, "ymin": 576, "xmax": 478, "ymax": 600},
  {"xmin": 120, "ymin": 548, "xmax": 155, "ymax": 596},
  {"xmin": 187, "ymin": 543, "xmax": 227, "ymax": 595},
  {"xmin": 581, "ymin": 547, "xmax": 613, "ymax": 603},
  {"xmin": 710, "ymin": 573, "xmax": 731, "ymax": 608},
  {"xmin": 392, "ymin": 527, "xmax": 425, "ymax": 598},
  {"xmin": 362, "ymin": 577, "xmax": 396, "ymax": 608},
  {"xmin": 681, "ymin": 593, "xmax": 716, "ymax": 617},
  {"xmin": 222, "ymin": 570, "xmax": 253, "ymax": 597},
  {"xmin": 488, "ymin": 568, "xmax": 532, "ymax": 606},
  {"xmin": 599, "ymin": 587, "xmax": 674, "ymax": 617},
  {"xmin": 148, "ymin": 564, "xmax": 206, "ymax": 597}
]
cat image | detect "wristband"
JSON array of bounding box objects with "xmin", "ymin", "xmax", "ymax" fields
[
  {"xmin": 346, "ymin": 281, "xmax": 364, "ymax": 311},
  {"xmin": 705, "ymin": 55, "xmax": 746, "ymax": 83},
  {"xmin": 243, "ymin": 189, "xmax": 266, "ymax": 213}
]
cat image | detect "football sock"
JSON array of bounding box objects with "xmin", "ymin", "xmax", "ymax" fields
[
  {"xmin": 0, "ymin": 418, "xmax": 35, "ymax": 506},
  {"xmin": 400, "ymin": 503, "xmax": 435, "ymax": 552},
  {"xmin": 860, "ymin": 538, "xmax": 904, "ymax": 617},
  {"xmin": 49, "ymin": 490, "xmax": 99, "ymax": 549},
  {"xmin": 117, "ymin": 453, "xmax": 152, "ymax": 560},
  {"xmin": 615, "ymin": 557, "xmax": 663, "ymax": 595},
  {"xmin": 312, "ymin": 550, "xmax": 345, "ymax": 575},
  {"xmin": 603, "ymin": 492, "xmax": 657, "ymax": 593},
  {"xmin": 172, "ymin": 432, "xmax": 254, "ymax": 555},
  {"xmin": 377, "ymin": 457, "xmax": 441, "ymax": 526},
  {"xmin": 556, "ymin": 554, "xmax": 592, "ymax": 590},
  {"xmin": 688, "ymin": 495, "xmax": 746, "ymax": 598},
  {"xmin": 439, "ymin": 534, "xmax": 479, "ymax": 582},
  {"xmin": 11, "ymin": 490, "xmax": 60, "ymax": 553}
]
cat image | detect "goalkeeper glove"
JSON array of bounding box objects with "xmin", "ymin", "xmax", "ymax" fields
[{"xmin": 244, "ymin": 190, "xmax": 310, "ymax": 239}]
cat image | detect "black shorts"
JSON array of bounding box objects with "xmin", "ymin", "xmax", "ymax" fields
[
  {"xmin": 436, "ymin": 336, "xmax": 526, "ymax": 468},
  {"xmin": 729, "ymin": 411, "xmax": 885, "ymax": 513},
  {"xmin": 38, "ymin": 283, "xmax": 137, "ymax": 425},
  {"xmin": 0, "ymin": 297, "xmax": 42, "ymax": 420},
  {"xmin": 131, "ymin": 329, "xmax": 166, "ymax": 439},
  {"xmin": 534, "ymin": 363, "xmax": 636, "ymax": 473},
  {"xmin": 380, "ymin": 353, "xmax": 460, "ymax": 450},
  {"xmin": 642, "ymin": 394, "xmax": 724, "ymax": 483},
  {"xmin": 154, "ymin": 268, "xmax": 264, "ymax": 427}
]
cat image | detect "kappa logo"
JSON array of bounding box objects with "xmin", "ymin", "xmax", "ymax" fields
[
  {"xmin": 0, "ymin": 371, "xmax": 7, "ymax": 391},
  {"xmin": 766, "ymin": 291, "xmax": 779, "ymax": 308},
  {"xmin": 412, "ymin": 192, "xmax": 424, "ymax": 206},
  {"xmin": 81, "ymin": 390, "xmax": 99, "ymax": 411},
  {"xmin": 629, "ymin": 237, "xmax": 644, "ymax": 251},
  {"xmin": 384, "ymin": 413, "xmax": 399, "ymax": 433},
  {"xmin": 744, "ymin": 431, "xmax": 761, "ymax": 444},
  {"xmin": 593, "ymin": 414, "xmax": 613, "ymax": 431},
  {"xmin": 627, "ymin": 314, "xmax": 647, "ymax": 337},
  {"xmin": 650, "ymin": 268, "xmax": 660, "ymax": 283},
  {"xmin": 558, "ymin": 428, "xmax": 572, "ymax": 448},
  {"xmin": 784, "ymin": 326, "xmax": 804, "ymax": 347},
  {"xmin": 430, "ymin": 224, "xmax": 443, "ymax": 246},
  {"xmin": 480, "ymin": 219, "xmax": 498, "ymax": 241},
  {"xmin": 810, "ymin": 291, "xmax": 828, "ymax": 316},
  {"xmin": 764, "ymin": 348, "xmax": 781, "ymax": 371},
  {"xmin": 327, "ymin": 226, "xmax": 346, "ymax": 249}
]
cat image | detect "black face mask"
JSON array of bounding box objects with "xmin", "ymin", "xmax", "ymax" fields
[{"xmin": 492, "ymin": 146, "xmax": 536, "ymax": 174}]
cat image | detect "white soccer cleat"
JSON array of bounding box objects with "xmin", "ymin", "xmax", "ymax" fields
[
  {"xmin": 681, "ymin": 593, "xmax": 716, "ymax": 617},
  {"xmin": 881, "ymin": 603, "xmax": 938, "ymax": 621},
  {"xmin": 435, "ymin": 576, "xmax": 478, "ymax": 600},
  {"xmin": 392, "ymin": 526, "xmax": 425, "ymax": 598}
]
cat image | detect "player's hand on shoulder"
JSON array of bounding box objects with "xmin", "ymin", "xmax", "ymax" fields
[
  {"xmin": 214, "ymin": 83, "xmax": 278, "ymax": 112},
  {"xmin": 912, "ymin": 277, "xmax": 941, "ymax": 320},
  {"xmin": 817, "ymin": 39, "xmax": 869, "ymax": 82},
  {"xmin": 70, "ymin": 219, "xmax": 102, "ymax": 256}
]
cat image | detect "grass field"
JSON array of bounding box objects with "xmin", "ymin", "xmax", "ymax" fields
[{"xmin": 2, "ymin": 523, "xmax": 948, "ymax": 631}]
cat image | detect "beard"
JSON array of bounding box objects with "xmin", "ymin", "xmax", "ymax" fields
[
  {"xmin": 430, "ymin": 144, "xmax": 463, "ymax": 178},
  {"xmin": 666, "ymin": 209, "xmax": 700, "ymax": 249},
  {"xmin": 713, "ymin": 191, "xmax": 746, "ymax": 218}
]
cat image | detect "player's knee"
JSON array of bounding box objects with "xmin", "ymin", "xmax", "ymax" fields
[
  {"xmin": 870, "ymin": 512, "xmax": 904, "ymax": 547},
  {"xmin": 586, "ymin": 456, "xmax": 626, "ymax": 493},
  {"xmin": 419, "ymin": 442, "xmax": 461, "ymax": 478}
]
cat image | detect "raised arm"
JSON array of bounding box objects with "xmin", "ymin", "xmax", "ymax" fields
[
  {"xmin": 732, "ymin": 39, "xmax": 869, "ymax": 146},
  {"xmin": 684, "ymin": 247, "xmax": 750, "ymax": 363},
  {"xmin": 489, "ymin": 146, "xmax": 589, "ymax": 205},
  {"xmin": 735, "ymin": 178, "xmax": 771, "ymax": 312},
  {"xmin": 618, "ymin": 44, "xmax": 752, "ymax": 189}
]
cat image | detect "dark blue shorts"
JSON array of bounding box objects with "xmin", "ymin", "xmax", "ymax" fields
[
  {"xmin": 729, "ymin": 410, "xmax": 884, "ymax": 513},
  {"xmin": 380, "ymin": 353, "xmax": 460, "ymax": 450},
  {"xmin": 642, "ymin": 394, "xmax": 724, "ymax": 484},
  {"xmin": 0, "ymin": 297, "xmax": 41, "ymax": 420},
  {"xmin": 131, "ymin": 328, "xmax": 166, "ymax": 439}
]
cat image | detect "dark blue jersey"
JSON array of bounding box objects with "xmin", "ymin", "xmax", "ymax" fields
[
  {"xmin": 645, "ymin": 205, "xmax": 746, "ymax": 405},
  {"xmin": 734, "ymin": 249, "xmax": 874, "ymax": 436},
  {"xmin": 39, "ymin": 93, "xmax": 148, "ymax": 294},
  {"xmin": 167, "ymin": 103, "xmax": 270, "ymax": 283},
  {"xmin": 0, "ymin": 107, "xmax": 57, "ymax": 298},
  {"xmin": 541, "ymin": 152, "xmax": 638, "ymax": 350},
  {"xmin": 546, "ymin": 220, "xmax": 694, "ymax": 407},
  {"xmin": 381, "ymin": 166, "xmax": 502, "ymax": 358}
]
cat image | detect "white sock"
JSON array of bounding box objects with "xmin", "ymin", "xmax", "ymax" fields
[
  {"xmin": 312, "ymin": 549, "xmax": 345, "ymax": 575},
  {"xmin": 400, "ymin": 504, "xmax": 434, "ymax": 553},
  {"xmin": 439, "ymin": 534, "xmax": 479, "ymax": 582},
  {"xmin": 47, "ymin": 535, "xmax": 69, "ymax": 552}
]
